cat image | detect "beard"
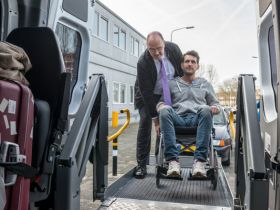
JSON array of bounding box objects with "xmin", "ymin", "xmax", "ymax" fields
[{"xmin": 183, "ymin": 68, "xmax": 196, "ymax": 76}]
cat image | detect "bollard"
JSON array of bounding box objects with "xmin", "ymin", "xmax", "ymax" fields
[
  {"xmin": 112, "ymin": 111, "xmax": 118, "ymax": 176},
  {"xmin": 112, "ymin": 138, "xmax": 118, "ymax": 176},
  {"xmin": 112, "ymin": 111, "xmax": 118, "ymax": 128},
  {"xmin": 108, "ymin": 109, "xmax": 130, "ymax": 176}
]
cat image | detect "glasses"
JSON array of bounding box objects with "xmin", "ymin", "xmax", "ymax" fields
[
  {"xmin": 184, "ymin": 59, "xmax": 197, "ymax": 64},
  {"xmin": 148, "ymin": 46, "xmax": 164, "ymax": 53}
]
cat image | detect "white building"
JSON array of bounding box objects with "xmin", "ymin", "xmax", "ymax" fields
[{"xmin": 89, "ymin": 0, "xmax": 146, "ymax": 123}]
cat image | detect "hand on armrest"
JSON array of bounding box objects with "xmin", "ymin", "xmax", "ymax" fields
[{"xmin": 156, "ymin": 102, "xmax": 171, "ymax": 112}]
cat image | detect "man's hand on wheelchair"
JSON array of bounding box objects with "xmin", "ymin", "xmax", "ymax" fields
[
  {"xmin": 156, "ymin": 102, "xmax": 171, "ymax": 112},
  {"xmin": 211, "ymin": 105, "xmax": 220, "ymax": 115}
]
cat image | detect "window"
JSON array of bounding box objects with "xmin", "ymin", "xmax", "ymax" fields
[
  {"xmin": 113, "ymin": 25, "xmax": 119, "ymax": 46},
  {"xmin": 113, "ymin": 24, "xmax": 126, "ymax": 50},
  {"xmin": 113, "ymin": 83, "xmax": 119, "ymax": 103},
  {"xmin": 55, "ymin": 23, "xmax": 82, "ymax": 95},
  {"xmin": 129, "ymin": 85, "xmax": 134, "ymax": 104},
  {"xmin": 113, "ymin": 82, "xmax": 126, "ymax": 104},
  {"xmin": 134, "ymin": 39, "xmax": 139, "ymax": 56},
  {"xmin": 93, "ymin": 12, "xmax": 108, "ymax": 41},
  {"xmin": 100, "ymin": 16, "xmax": 108, "ymax": 41},
  {"xmin": 120, "ymin": 84, "xmax": 126, "ymax": 103},
  {"xmin": 120, "ymin": 30, "xmax": 126, "ymax": 50},
  {"xmin": 130, "ymin": 36, "xmax": 139, "ymax": 56},
  {"xmin": 213, "ymin": 110, "xmax": 227, "ymax": 125},
  {"xmin": 130, "ymin": 36, "xmax": 134, "ymax": 54}
]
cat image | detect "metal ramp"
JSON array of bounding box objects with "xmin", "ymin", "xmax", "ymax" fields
[{"xmin": 100, "ymin": 156, "xmax": 233, "ymax": 209}]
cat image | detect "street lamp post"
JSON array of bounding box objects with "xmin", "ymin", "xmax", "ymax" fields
[{"xmin": 170, "ymin": 26, "xmax": 195, "ymax": 41}]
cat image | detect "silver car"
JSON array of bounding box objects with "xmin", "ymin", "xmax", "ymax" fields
[{"xmin": 212, "ymin": 109, "xmax": 232, "ymax": 166}]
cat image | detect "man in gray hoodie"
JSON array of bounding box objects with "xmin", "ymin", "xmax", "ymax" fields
[{"xmin": 157, "ymin": 50, "xmax": 220, "ymax": 178}]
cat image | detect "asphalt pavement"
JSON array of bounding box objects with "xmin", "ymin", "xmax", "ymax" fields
[{"xmin": 80, "ymin": 123, "xmax": 235, "ymax": 210}]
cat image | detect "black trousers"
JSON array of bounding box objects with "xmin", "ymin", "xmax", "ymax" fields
[{"xmin": 136, "ymin": 106, "xmax": 152, "ymax": 167}]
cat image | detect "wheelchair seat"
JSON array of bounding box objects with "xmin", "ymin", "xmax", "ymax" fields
[
  {"xmin": 175, "ymin": 126, "xmax": 197, "ymax": 135},
  {"xmin": 175, "ymin": 126, "xmax": 197, "ymax": 147}
]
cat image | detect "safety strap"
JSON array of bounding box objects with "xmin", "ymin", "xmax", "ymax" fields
[
  {"xmin": 0, "ymin": 141, "xmax": 37, "ymax": 180},
  {"xmin": 0, "ymin": 162, "xmax": 37, "ymax": 178}
]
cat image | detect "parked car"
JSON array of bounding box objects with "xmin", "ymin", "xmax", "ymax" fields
[
  {"xmin": 223, "ymin": 106, "xmax": 232, "ymax": 117},
  {"xmin": 212, "ymin": 108, "xmax": 232, "ymax": 166}
]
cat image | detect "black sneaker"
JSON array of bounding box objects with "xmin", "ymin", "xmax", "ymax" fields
[{"xmin": 134, "ymin": 165, "xmax": 147, "ymax": 179}]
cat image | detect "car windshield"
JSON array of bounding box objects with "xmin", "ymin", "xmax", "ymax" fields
[{"xmin": 213, "ymin": 111, "xmax": 227, "ymax": 125}]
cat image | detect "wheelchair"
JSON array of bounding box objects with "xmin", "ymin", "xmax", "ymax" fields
[{"xmin": 155, "ymin": 126, "xmax": 219, "ymax": 190}]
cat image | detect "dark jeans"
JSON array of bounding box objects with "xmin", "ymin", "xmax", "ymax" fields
[{"xmin": 136, "ymin": 106, "xmax": 152, "ymax": 167}]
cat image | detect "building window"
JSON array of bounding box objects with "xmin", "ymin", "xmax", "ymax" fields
[
  {"xmin": 113, "ymin": 24, "xmax": 126, "ymax": 50},
  {"xmin": 55, "ymin": 23, "xmax": 82, "ymax": 96},
  {"xmin": 93, "ymin": 12, "xmax": 108, "ymax": 41},
  {"xmin": 120, "ymin": 30, "xmax": 126, "ymax": 50},
  {"xmin": 100, "ymin": 16, "xmax": 108, "ymax": 41},
  {"xmin": 113, "ymin": 82, "xmax": 119, "ymax": 103},
  {"xmin": 113, "ymin": 24, "xmax": 119, "ymax": 46},
  {"xmin": 120, "ymin": 83, "xmax": 126, "ymax": 103},
  {"xmin": 113, "ymin": 82, "xmax": 126, "ymax": 104},
  {"xmin": 129, "ymin": 85, "xmax": 134, "ymax": 104},
  {"xmin": 134, "ymin": 39, "xmax": 139, "ymax": 56},
  {"xmin": 130, "ymin": 36, "xmax": 139, "ymax": 56},
  {"xmin": 130, "ymin": 36, "xmax": 134, "ymax": 54}
]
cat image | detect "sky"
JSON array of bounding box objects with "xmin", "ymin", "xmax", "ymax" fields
[{"xmin": 99, "ymin": 0, "xmax": 259, "ymax": 84}]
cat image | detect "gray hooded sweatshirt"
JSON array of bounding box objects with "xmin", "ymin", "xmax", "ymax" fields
[{"xmin": 159, "ymin": 77, "xmax": 219, "ymax": 116}]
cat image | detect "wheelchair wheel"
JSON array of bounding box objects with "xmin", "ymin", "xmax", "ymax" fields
[{"xmin": 211, "ymin": 151, "xmax": 218, "ymax": 190}]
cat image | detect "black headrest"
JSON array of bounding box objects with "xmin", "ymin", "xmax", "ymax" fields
[{"xmin": 6, "ymin": 27, "xmax": 65, "ymax": 110}]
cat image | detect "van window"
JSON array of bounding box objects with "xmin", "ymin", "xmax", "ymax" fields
[
  {"xmin": 62, "ymin": 0, "xmax": 88, "ymax": 22},
  {"xmin": 55, "ymin": 23, "xmax": 82, "ymax": 96}
]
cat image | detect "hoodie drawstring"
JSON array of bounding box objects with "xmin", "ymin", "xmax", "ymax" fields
[{"xmin": 176, "ymin": 81, "xmax": 182, "ymax": 92}]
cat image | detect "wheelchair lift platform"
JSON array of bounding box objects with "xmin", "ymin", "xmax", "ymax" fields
[{"xmin": 99, "ymin": 156, "xmax": 233, "ymax": 209}]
